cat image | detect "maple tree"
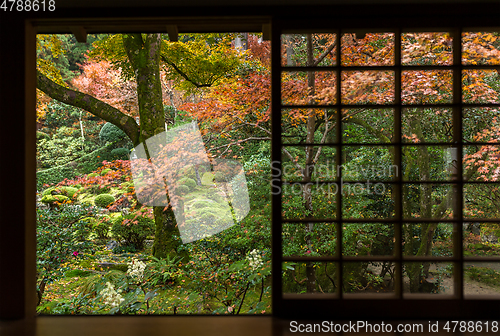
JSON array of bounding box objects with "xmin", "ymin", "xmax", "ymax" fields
[
  {"xmin": 36, "ymin": 30, "xmax": 500, "ymax": 294},
  {"xmin": 37, "ymin": 33, "xmax": 244, "ymax": 259},
  {"xmin": 182, "ymin": 31, "xmax": 500, "ymax": 293}
]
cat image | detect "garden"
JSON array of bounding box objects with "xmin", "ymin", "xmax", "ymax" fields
[{"xmin": 36, "ymin": 31, "xmax": 500, "ymax": 314}]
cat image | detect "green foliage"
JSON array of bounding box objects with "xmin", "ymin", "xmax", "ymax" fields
[
  {"xmin": 37, "ymin": 127, "xmax": 87, "ymax": 168},
  {"xmin": 37, "ymin": 131, "xmax": 50, "ymax": 141},
  {"xmin": 175, "ymin": 185, "xmax": 190, "ymax": 195},
  {"xmin": 161, "ymin": 34, "xmax": 243, "ymax": 93},
  {"xmin": 178, "ymin": 177, "xmax": 197, "ymax": 191},
  {"xmin": 180, "ymin": 236, "xmax": 271, "ymax": 314},
  {"xmin": 37, "ymin": 142, "xmax": 116, "ymax": 189},
  {"xmin": 100, "ymin": 168, "xmax": 112, "ymax": 176},
  {"xmin": 111, "ymin": 148, "xmax": 130, "ymax": 160},
  {"xmin": 465, "ymin": 266, "xmax": 500, "ymax": 287},
  {"xmin": 36, "ymin": 204, "xmax": 97, "ymax": 304},
  {"xmin": 65, "ymin": 269, "xmax": 93, "ymax": 278},
  {"xmin": 90, "ymin": 216, "xmax": 111, "ymax": 240},
  {"xmin": 99, "ymin": 122, "xmax": 129, "ymax": 144},
  {"xmin": 43, "ymin": 186, "xmax": 79, "ymax": 198},
  {"xmin": 94, "ymin": 194, "xmax": 115, "ymax": 208},
  {"xmin": 40, "ymin": 194, "xmax": 70, "ymax": 206},
  {"xmin": 111, "ymin": 213, "xmax": 154, "ymax": 250},
  {"xmin": 145, "ymin": 256, "xmax": 183, "ymax": 288}
]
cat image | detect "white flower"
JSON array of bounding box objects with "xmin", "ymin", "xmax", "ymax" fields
[
  {"xmin": 101, "ymin": 282, "xmax": 124, "ymax": 308},
  {"xmin": 246, "ymin": 249, "xmax": 263, "ymax": 271},
  {"xmin": 127, "ymin": 258, "xmax": 146, "ymax": 280}
]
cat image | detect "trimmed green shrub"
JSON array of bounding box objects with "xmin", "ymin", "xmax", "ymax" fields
[
  {"xmin": 178, "ymin": 177, "xmax": 197, "ymax": 191},
  {"xmin": 36, "ymin": 142, "xmax": 115, "ymax": 189},
  {"xmin": 42, "ymin": 186, "xmax": 79, "ymax": 198},
  {"xmin": 94, "ymin": 194, "xmax": 115, "ymax": 208},
  {"xmin": 192, "ymin": 200, "xmax": 212, "ymax": 209},
  {"xmin": 99, "ymin": 122, "xmax": 128, "ymax": 143},
  {"xmin": 111, "ymin": 213, "xmax": 154, "ymax": 250},
  {"xmin": 110, "ymin": 148, "xmax": 130, "ymax": 160},
  {"xmin": 40, "ymin": 194, "xmax": 70, "ymax": 205},
  {"xmin": 87, "ymin": 173, "xmax": 98, "ymax": 178},
  {"xmin": 37, "ymin": 166, "xmax": 76, "ymax": 189},
  {"xmin": 201, "ymin": 172, "xmax": 215, "ymax": 185},
  {"xmin": 100, "ymin": 168, "xmax": 112, "ymax": 176},
  {"xmin": 36, "ymin": 131, "xmax": 50, "ymax": 141},
  {"xmin": 176, "ymin": 185, "xmax": 190, "ymax": 195}
]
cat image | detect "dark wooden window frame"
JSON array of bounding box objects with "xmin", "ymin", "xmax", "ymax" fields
[
  {"xmin": 1, "ymin": 2, "xmax": 500, "ymax": 321},
  {"xmin": 271, "ymin": 23, "xmax": 500, "ymax": 320}
]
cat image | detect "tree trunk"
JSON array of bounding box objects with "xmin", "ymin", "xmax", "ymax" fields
[
  {"xmin": 38, "ymin": 35, "xmax": 183, "ymax": 260},
  {"xmin": 405, "ymin": 114, "xmax": 438, "ymax": 292},
  {"xmin": 123, "ymin": 33, "xmax": 182, "ymax": 259}
]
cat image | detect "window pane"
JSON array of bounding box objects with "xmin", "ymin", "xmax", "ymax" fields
[
  {"xmin": 281, "ymin": 71, "xmax": 337, "ymax": 105},
  {"xmin": 464, "ymin": 183, "xmax": 500, "ymax": 219},
  {"xmin": 464, "ymin": 262, "xmax": 500, "ymax": 297},
  {"xmin": 281, "ymin": 33, "xmax": 337, "ymax": 67},
  {"xmin": 462, "ymin": 32, "xmax": 500, "ymax": 65},
  {"xmin": 341, "ymin": 32, "xmax": 394, "ymax": 66},
  {"xmin": 283, "ymin": 222, "xmax": 337, "ymax": 257},
  {"xmin": 283, "ymin": 262, "xmax": 338, "ymax": 294},
  {"xmin": 401, "ymin": 32, "xmax": 453, "ymax": 66},
  {"xmin": 282, "ymin": 146, "xmax": 337, "ymax": 182},
  {"xmin": 403, "ymin": 223, "xmax": 453, "ymax": 257},
  {"xmin": 463, "ymin": 70, "xmax": 500, "ymax": 104},
  {"xmin": 463, "ymin": 145, "xmax": 500, "ymax": 181},
  {"xmin": 343, "ymin": 183, "xmax": 394, "ymax": 219},
  {"xmin": 342, "ymin": 223, "xmax": 394, "ymax": 256},
  {"xmin": 402, "ymin": 70, "xmax": 453, "ymax": 104},
  {"xmin": 282, "ymin": 183, "xmax": 337, "ymax": 220},
  {"xmin": 402, "ymin": 108, "xmax": 453, "ymax": 143},
  {"xmin": 343, "ymin": 262, "xmax": 395, "ymax": 294},
  {"xmin": 403, "ymin": 262, "xmax": 454, "ymax": 294},
  {"xmin": 403, "ymin": 184, "xmax": 454, "ymax": 219},
  {"xmin": 282, "ymin": 108, "xmax": 338, "ymax": 144},
  {"xmin": 341, "ymin": 71, "xmax": 394, "ymax": 105},
  {"xmin": 343, "ymin": 108, "xmax": 394, "ymax": 144},
  {"xmin": 341, "ymin": 146, "xmax": 396, "ymax": 181},
  {"xmin": 463, "ymin": 107, "xmax": 500, "ymax": 143},
  {"xmin": 402, "ymin": 146, "xmax": 457, "ymax": 181},
  {"xmin": 464, "ymin": 223, "xmax": 500, "ymax": 257}
]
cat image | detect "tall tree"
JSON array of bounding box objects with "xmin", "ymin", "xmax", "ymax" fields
[{"xmin": 37, "ymin": 33, "xmax": 243, "ymax": 258}]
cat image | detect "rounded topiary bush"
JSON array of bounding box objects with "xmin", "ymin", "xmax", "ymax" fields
[
  {"xmin": 87, "ymin": 173, "xmax": 98, "ymax": 178},
  {"xmin": 175, "ymin": 184, "xmax": 190, "ymax": 195},
  {"xmin": 42, "ymin": 186, "xmax": 79, "ymax": 198},
  {"xmin": 40, "ymin": 194, "xmax": 70, "ymax": 207},
  {"xmin": 201, "ymin": 172, "xmax": 215, "ymax": 186},
  {"xmin": 192, "ymin": 200, "xmax": 212, "ymax": 209},
  {"xmin": 100, "ymin": 168, "xmax": 113, "ymax": 176},
  {"xmin": 99, "ymin": 122, "xmax": 128, "ymax": 144},
  {"xmin": 94, "ymin": 194, "xmax": 115, "ymax": 208},
  {"xmin": 178, "ymin": 177, "xmax": 197, "ymax": 191},
  {"xmin": 110, "ymin": 148, "xmax": 130, "ymax": 160}
]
